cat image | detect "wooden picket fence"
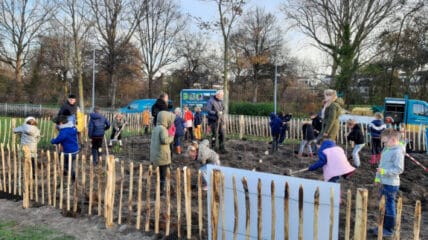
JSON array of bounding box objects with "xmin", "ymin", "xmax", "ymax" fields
[
  {"xmin": 0, "ymin": 143, "xmax": 423, "ymax": 239},
  {"xmin": 2, "ymin": 114, "xmax": 427, "ymax": 152}
]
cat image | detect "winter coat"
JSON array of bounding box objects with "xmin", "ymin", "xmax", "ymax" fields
[
  {"xmin": 142, "ymin": 110, "xmax": 151, "ymax": 126},
  {"xmin": 151, "ymin": 99, "xmax": 169, "ymax": 125},
  {"xmin": 51, "ymin": 122, "xmax": 79, "ymax": 154},
  {"xmin": 302, "ymin": 123, "xmax": 315, "ymax": 141},
  {"xmin": 376, "ymin": 144, "xmax": 404, "ymax": 186},
  {"xmin": 174, "ymin": 116, "xmax": 185, "ymax": 137},
  {"xmin": 14, "ymin": 123, "xmax": 40, "ymax": 155},
  {"xmin": 150, "ymin": 111, "xmax": 175, "ymax": 166},
  {"xmin": 112, "ymin": 116, "xmax": 126, "ymax": 131},
  {"xmin": 194, "ymin": 112, "xmax": 203, "ymax": 126},
  {"xmin": 308, "ymin": 140, "xmax": 355, "ymax": 181},
  {"xmin": 206, "ymin": 96, "xmax": 224, "ymax": 124},
  {"xmin": 183, "ymin": 110, "xmax": 194, "ymax": 127},
  {"xmin": 88, "ymin": 112, "xmax": 110, "ymax": 138},
  {"xmin": 369, "ymin": 119, "xmax": 386, "ymax": 139},
  {"xmin": 198, "ymin": 140, "xmax": 220, "ymax": 165},
  {"xmin": 347, "ymin": 124, "xmax": 365, "ymax": 144},
  {"xmin": 76, "ymin": 110, "xmax": 85, "ymax": 133},
  {"xmin": 269, "ymin": 113, "xmax": 282, "ymax": 136},
  {"xmin": 320, "ymin": 98, "xmax": 343, "ymax": 140}
]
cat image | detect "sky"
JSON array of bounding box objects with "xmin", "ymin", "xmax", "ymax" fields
[{"xmin": 179, "ymin": 0, "xmax": 329, "ymax": 73}]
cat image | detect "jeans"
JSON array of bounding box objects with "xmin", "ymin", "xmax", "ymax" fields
[
  {"xmin": 379, "ymin": 184, "xmax": 399, "ymax": 217},
  {"xmin": 298, "ymin": 140, "xmax": 313, "ymax": 155},
  {"xmin": 271, "ymin": 134, "xmax": 279, "ymax": 152},
  {"xmin": 352, "ymin": 143, "xmax": 365, "ymax": 167}
]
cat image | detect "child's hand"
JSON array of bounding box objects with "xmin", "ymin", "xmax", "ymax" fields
[{"xmin": 168, "ymin": 125, "xmax": 176, "ymax": 137}]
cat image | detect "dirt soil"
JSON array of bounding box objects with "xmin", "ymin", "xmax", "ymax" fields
[{"xmin": 1, "ymin": 135, "xmax": 427, "ymax": 239}]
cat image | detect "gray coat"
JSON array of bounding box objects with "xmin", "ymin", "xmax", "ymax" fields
[
  {"xmin": 376, "ymin": 144, "xmax": 404, "ymax": 186},
  {"xmin": 198, "ymin": 140, "xmax": 220, "ymax": 165},
  {"xmin": 150, "ymin": 111, "xmax": 175, "ymax": 166},
  {"xmin": 14, "ymin": 124, "xmax": 40, "ymax": 156}
]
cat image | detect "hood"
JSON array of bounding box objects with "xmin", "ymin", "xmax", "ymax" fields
[
  {"xmin": 58, "ymin": 121, "xmax": 74, "ymax": 129},
  {"xmin": 319, "ymin": 139, "xmax": 336, "ymax": 151},
  {"xmin": 156, "ymin": 111, "xmax": 175, "ymax": 128},
  {"xmin": 269, "ymin": 112, "xmax": 277, "ymax": 120},
  {"xmin": 335, "ymin": 97, "xmax": 344, "ymax": 107},
  {"xmin": 90, "ymin": 112, "xmax": 104, "ymax": 120}
]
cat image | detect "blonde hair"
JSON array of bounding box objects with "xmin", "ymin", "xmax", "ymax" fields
[
  {"xmin": 381, "ymin": 128, "xmax": 400, "ymax": 140},
  {"xmin": 374, "ymin": 112, "xmax": 383, "ymax": 120},
  {"xmin": 324, "ymin": 89, "xmax": 337, "ymax": 97},
  {"xmin": 174, "ymin": 107, "xmax": 181, "ymax": 114}
]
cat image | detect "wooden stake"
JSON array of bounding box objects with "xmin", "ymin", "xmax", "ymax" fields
[
  {"xmin": 353, "ymin": 188, "xmax": 368, "ymax": 240},
  {"xmin": 393, "ymin": 197, "xmax": 403, "ymax": 240},
  {"xmin": 176, "ymin": 168, "xmax": 182, "ymax": 238},
  {"xmin": 284, "ymin": 182, "xmax": 290, "ymax": 240},
  {"xmin": 11, "ymin": 119, "xmax": 16, "ymax": 195},
  {"xmin": 41, "ymin": 151, "xmax": 45, "ymax": 205},
  {"xmin": 329, "ymin": 188, "xmax": 334, "ymax": 240},
  {"xmin": 198, "ymin": 171, "xmax": 203, "ymax": 239},
  {"xmin": 242, "ymin": 176, "xmax": 250, "ymax": 240},
  {"xmin": 144, "ymin": 165, "xmax": 152, "ymax": 231},
  {"xmin": 47, "ymin": 151, "xmax": 51, "ymax": 205},
  {"xmin": 81, "ymin": 155, "xmax": 86, "ymax": 213},
  {"xmin": 345, "ymin": 189, "xmax": 351, "ymax": 240},
  {"xmin": 154, "ymin": 166, "xmax": 160, "ymax": 234},
  {"xmin": 184, "ymin": 167, "xmax": 192, "ymax": 239},
  {"xmin": 59, "ymin": 153, "xmax": 64, "ymax": 210},
  {"xmin": 313, "ymin": 187, "xmax": 320, "ymax": 240},
  {"xmin": 7, "ymin": 144, "xmax": 11, "ymax": 194},
  {"xmin": 298, "ymin": 185, "xmax": 304, "ymax": 240},
  {"xmin": 88, "ymin": 157, "xmax": 94, "ymax": 215},
  {"xmin": 22, "ymin": 145, "xmax": 31, "ymax": 209},
  {"xmin": 73, "ymin": 154, "xmax": 79, "ymax": 213},
  {"xmin": 18, "ymin": 144, "xmax": 21, "ymax": 196},
  {"xmin": 67, "ymin": 154, "xmax": 72, "ymax": 211},
  {"xmin": 136, "ymin": 164, "xmax": 143, "ymax": 230},
  {"xmin": 1, "ymin": 143, "xmax": 5, "ymax": 192},
  {"xmin": 165, "ymin": 168, "xmax": 171, "ymax": 236},
  {"xmin": 413, "ymin": 200, "xmax": 421, "ymax": 240},
  {"xmin": 97, "ymin": 162, "xmax": 102, "ymax": 216},
  {"xmin": 233, "ymin": 176, "xmax": 238, "ymax": 240},
  {"xmin": 104, "ymin": 155, "xmax": 116, "ymax": 228},
  {"xmin": 118, "ymin": 161, "xmax": 124, "ymax": 225},
  {"xmin": 53, "ymin": 152, "xmax": 58, "ymax": 208},
  {"xmin": 34, "ymin": 153, "xmax": 38, "ymax": 202},
  {"xmin": 377, "ymin": 195, "xmax": 386, "ymax": 240},
  {"xmin": 127, "ymin": 162, "xmax": 134, "ymax": 224},
  {"xmin": 257, "ymin": 179, "xmax": 262, "ymax": 240},
  {"xmin": 221, "ymin": 174, "xmax": 225, "ymax": 240}
]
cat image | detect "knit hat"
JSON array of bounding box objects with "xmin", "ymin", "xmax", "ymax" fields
[
  {"xmin": 24, "ymin": 116, "xmax": 36, "ymax": 123},
  {"xmin": 68, "ymin": 94, "xmax": 76, "ymax": 99}
]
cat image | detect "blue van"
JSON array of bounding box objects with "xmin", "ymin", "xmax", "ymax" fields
[{"xmin": 119, "ymin": 99, "xmax": 173, "ymax": 113}]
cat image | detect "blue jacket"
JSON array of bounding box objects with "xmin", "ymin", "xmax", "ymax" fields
[
  {"xmin": 269, "ymin": 113, "xmax": 282, "ymax": 135},
  {"xmin": 308, "ymin": 140, "xmax": 336, "ymax": 171},
  {"xmin": 194, "ymin": 112, "xmax": 203, "ymax": 126},
  {"xmin": 88, "ymin": 112, "xmax": 110, "ymax": 138},
  {"xmin": 174, "ymin": 116, "xmax": 185, "ymax": 137},
  {"xmin": 51, "ymin": 122, "xmax": 79, "ymax": 154},
  {"xmin": 369, "ymin": 119, "xmax": 386, "ymax": 139}
]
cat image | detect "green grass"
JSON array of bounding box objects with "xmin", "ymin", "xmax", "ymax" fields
[{"xmin": 0, "ymin": 221, "xmax": 75, "ymax": 240}]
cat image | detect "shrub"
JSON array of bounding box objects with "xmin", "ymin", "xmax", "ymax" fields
[{"xmin": 229, "ymin": 102, "xmax": 274, "ymax": 116}]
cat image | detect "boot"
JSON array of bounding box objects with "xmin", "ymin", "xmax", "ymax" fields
[
  {"xmin": 376, "ymin": 154, "xmax": 381, "ymax": 163},
  {"xmin": 118, "ymin": 140, "xmax": 123, "ymax": 146},
  {"xmin": 383, "ymin": 215, "xmax": 395, "ymax": 237},
  {"xmin": 108, "ymin": 140, "xmax": 113, "ymax": 147},
  {"xmin": 175, "ymin": 146, "xmax": 182, "ymax": 154},
  {"xmin": 370, "ymin": 155, "xmax": 377, "ymax": 164}
]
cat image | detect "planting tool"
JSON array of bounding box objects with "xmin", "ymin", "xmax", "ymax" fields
[
  {"xmin": 405, "ymin": 153, "xmax": 428, "ymax": 172},
  {"xmin": 285, "ymin": 167, "xmax": 309, "ymax": 176}
]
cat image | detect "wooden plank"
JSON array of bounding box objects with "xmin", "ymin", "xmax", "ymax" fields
[
  {"xmin": 377, "ymin": 195, "xmax": 386, "ymax": 240},
  {"xmin": 47, "ymin": 150, "xmax": 51, "ymax": 205},
  {"xmin": 184, "ymin": 167, "xmax": 192, "ymax": 239},
  {"xmin": 329, "ymin": 188, "xmax": 334, "ymax": 240},
  {"xmin": 22, "ymin": 145, "xmax": 31, "ymax": 209},
  {"xmin": 104, "ymin": 155, "xmax": 116, "ymax": 228},
  {"xmin": 155, "ymin": 167, "xmax": 160, "ymax": 234},
  {"xmin": 198, "ymin": 171, "xmax": 203, "ymax": 239},
  {"xmin": 89, "ymin": 157, "xmax": 94, "ymax": 215}
]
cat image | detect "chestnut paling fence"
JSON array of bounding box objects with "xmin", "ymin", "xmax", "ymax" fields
[
  {"xmin": 0, "ymin": 143, "xmax": 424, "ymax": 239},
  {"xmin": 1, "ymin": 114, "xmax": 427, "ymax": 152}
]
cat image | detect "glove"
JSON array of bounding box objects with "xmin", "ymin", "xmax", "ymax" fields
[{"xmin": 168, "ymin": 124, "xmax": 176, "ymax": 137}]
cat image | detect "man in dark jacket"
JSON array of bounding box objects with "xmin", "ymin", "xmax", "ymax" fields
[
  {"xmin": 278, "ymin": 112, "xmax": 292, "ymax": 144},
  {"xmin": 88, "ymin": 107, "xmax": 110, "ymax": 165},
  {"xmin": 206, "ymin": 90, "xmax": 226, "ymax": 152},
  {"xmin": 58, "ymin": 94, "xmax": 77, "ymax": 125},
  {"xmin": 151, "ymin": 93, "xmax": 169, "ymax": 125}
]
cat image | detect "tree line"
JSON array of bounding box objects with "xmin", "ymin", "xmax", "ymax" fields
[{"xmin": 0, "ymin": 0, "xmax": 426, "ymax": 114}]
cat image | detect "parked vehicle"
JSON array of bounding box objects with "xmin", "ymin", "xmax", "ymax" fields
[
  {"xmin": 384, "ymin": 96, "xmax": 428, "ymax": 127},
  {"xmin": 119, "ymin": 99, "xmax": 173, "ymax": 113}
]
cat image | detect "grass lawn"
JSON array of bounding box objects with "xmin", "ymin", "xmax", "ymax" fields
[{"xmin": 0, "ymin": 221, "xmax": 74, "ymax": 240}]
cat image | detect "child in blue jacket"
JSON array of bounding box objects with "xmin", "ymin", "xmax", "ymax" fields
[
  {"xmin": 173, "ymin": 108, "xmax": 185, "ymax": 154},
  {"xmin": 270, "ymin": 113, "xmax": 282, "ymax": 153},
  {"xmin": 51, "ymin": 115, "xmax": 79, "ymax": 180}
]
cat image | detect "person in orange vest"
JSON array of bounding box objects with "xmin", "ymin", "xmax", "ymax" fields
[{"xmin": 142, "ymin": 107, "xmax": 151, "ymax": 135}]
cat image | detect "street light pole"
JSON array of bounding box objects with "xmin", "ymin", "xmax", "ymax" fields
[
  {"xmin": 91, "ymin": 49, "xmax": 95, "ymax": 112},
  {"xmin": 274, "ymin": 64, "xmax": 278, "ymax": 114}
]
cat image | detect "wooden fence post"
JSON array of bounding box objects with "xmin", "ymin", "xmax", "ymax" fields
[
  {"xmin": 393, "ymin": 197, "xmax": 403, "ymax": 240},
  {"xmin": 165, "ymin": 168, "xmax": 171, "ymax": 236},
  {"xmin": 345, "ymin": 189, "xmax": 352, "ymax": 240},
  {"xmin": 298, "ymin": 185, "xmax": 304, "ymax": 240},
  {"xmin": 198, "ymin": 171, "xmax": 203, "ymax": 239},
  {"xmin": 136, "ymin": 164, "xmax": 143, "ymax": 230},
  {"xmin": 271, "ymin": 181, "xmax": 276, "ymax": 240},
  {"xmin": 413, "ymin": 200, "xmax": 421, "ymax": 240},
  {"xmin": 1, "ymin": 143, "xmax": 5, "ymax": 192},
  {"xmin": 210, "ymin": 170, "xmax": 221, "ymax": 240},
  {"xmin": 241, "ymin": 176, "xmax": 250, "ymax": 240},
  {"xmin": 144, "ymin": 165, "xmax": 152, "ymax": 232},
  {"xmin": 88, "ymin": 157, "xmax": 94, "ymax": 215},
  {"xmin": 313, "ymin": 187, "xmax": 320, "ymax": 240},
  {"xmin": 118, "ymin": 161, "xmax": 124, "ymax": 225},
  {"xmin": 176, "ymin": 168, "xmax": 182, "ymax": 238},
  {"xmin": 353, "ymin": 188, "xmax": 368, "ymax": 240},
  {"xmin": 377, "ymin": 195, "xmax": 386, "ymax": 240},
  {"xmin": 329, "ymin": 188, "xmax": 334, "ymax": 240},
  {"xmin": 47, "ymin": 150, "xmax": 51, "ymax": 205},
  {"xmin": 127, "ymin": 162, "xmax": 133, "ymax": 224},
  {"xmin": 257, "ymin": 179, "xmax": 262, "ymax": 240},
  {"xmin": 104, "ymin": 155, "xmax": 116, "ymax": 228},
  {"xmin": 284, "ymin": 182, "xmax": 290, "ymax": 240},
  {"xmin": 184, "ymin": 167, "xmax": 192, "ymax": 239},
  {"xmin": 155, "ymin": 166, "xmax": 161, "ymax": 234},
  {"xmin": 239, "ymin": 115, "xmax": 245, "ymax": 139},
  {"xmin": 22, "ymin": 145, "xmax": 31, "ymax": 209}
]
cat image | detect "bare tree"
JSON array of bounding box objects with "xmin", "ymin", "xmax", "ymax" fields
[
  {"xmin": 137, "ymin": 0, "xmax": 184, "ymax": 98},
  {"xmin": 0, "ymin": 0, "xmax": 54, "ymax": 100},
  {"xmin": 283, "ymin": 0, "xmax": 403, "ymax": 101},
  {"xmin": 57, "ymin": 0, "xmax": 94, "ymax": 111},
  {"xmin": 231, "ymin": 8, "xmax": 283, "ymax": 103},
  {"xmin": 88, "ymin": 0, "xmax": 142, "ymax": 107},
  {"xmin": 201, "ymin": 0, "xmax": 245, "ymax": 114}
]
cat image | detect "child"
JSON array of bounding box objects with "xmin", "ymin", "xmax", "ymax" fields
[
  {"xmin": 307, "ymin": 140, "xmax": 355, "ymax": 182},
  {"xmin": 368, "ymin": 112, "xmax": 386, "ymax": 164},
  {"xmin": 150, "ymin": 111, "xmax": 176, "ymax": 193},
  {"xmin": 142, "ymin": 107, "xmax": 151, "ymax": 135},
  {"xmin": 187, "ymin": 140, "xmax": 220, "ymax": 190},
  {"xmin": 88, "ymin": 107, "xmax": 110, "ymax": 165},
  {"xmin": 193, "ymin": 107, "xmax": 203, "ymax": 140},
  {"xmin": 310, "ymin": 112, "xmax": 322, "ymax": 153},
  {"xmin": 183, "ymin": 106, "xmax": 194, "ymax": 141},
  {"xmin": 346, "ymin": 119, "xmax": 365, "ymax": 167},
  {"xmin": 14, "ymin": 116, "xmax": 41, "ymax": 174},
  {"xmin": 369, "ymin": 128, "xmax": 404, "ymax": 237},
  {"xmin": 51, "ymin": 115, "xmax": 79, "ymax": 180},
  {"xmin": 269, "ymin": 113, "xmax": 282, "ymax": 152},
  {"xmin": 109, "ymin": 113, "xmax": 126, "ymax": 146},
  {"xmin": 173, "ymin": 108, "xmax": 185, "ymax": 154},
  {"xmin": 298, "ymin": 120, "xmax": 315, "ymax": 158}
]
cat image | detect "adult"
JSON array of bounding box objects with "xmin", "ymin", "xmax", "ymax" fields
[
  {"xmin": 278, "ymin": 112, "xmax": 292, "ymax": 144},
  {"xmin": 206, "ymin": 90, "xmax": 226, "ymax": 152},
  {"xmin": 88, "ymin": 107, "xmax": 110, "ymax": 165},
  {"xmin": 58, "ymin": 94, "xmax": 78, "ymax": 126},
  {"xmin": 151, "ymin": 93, "xmax": 169, "ymax": 125},
  {"xmin": 319, "ymin": 89, "xmax": 343, "ymax": 141}
]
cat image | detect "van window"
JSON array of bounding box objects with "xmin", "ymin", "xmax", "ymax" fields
[{"xmin": 413, "ymin": 103, "xmax": 428, "ymax": 116}]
